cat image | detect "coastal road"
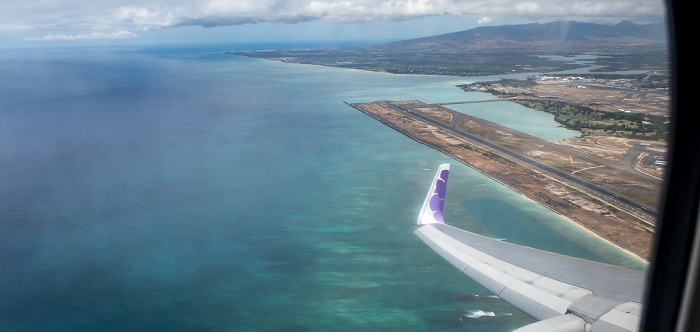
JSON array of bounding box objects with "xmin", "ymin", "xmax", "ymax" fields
[{"xmin": 383, "ymin": 102, "xmax": 658, "ymax": 220}]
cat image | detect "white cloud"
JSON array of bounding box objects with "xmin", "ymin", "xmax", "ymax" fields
[
  {"xmin": 7, "ymin": 0, "xmax": 666, "ymax": 42},
  {"xmin": 112, "ymin": 6, "xmax": 178, "ymax": 29},
  {"xmin": 26, "ymin": 30, "xmax": 137, "ymax": 41},
  {"xmin": 478, "ymin": 16, "xmax": 494, "ymax": 24}
]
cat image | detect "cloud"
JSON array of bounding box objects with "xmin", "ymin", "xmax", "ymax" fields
[
  {"xmin": 161, "ymin": 0, "xmax": 664, "ymax": 27},
  {"xmin": 9, "ymin": 0, "xmax": 666, "ymax": 41},
  {"xmin": 26, "ymin": 30, "xmax": 137, "ymax": 41},
  {"xmin": 478, "ymin": 16, "xmax": 494, "ymax": 24}
]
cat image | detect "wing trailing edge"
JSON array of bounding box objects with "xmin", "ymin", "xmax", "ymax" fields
[{"xmin": 414, "ymin": 163, "xmax": 645, "ymax": 332}]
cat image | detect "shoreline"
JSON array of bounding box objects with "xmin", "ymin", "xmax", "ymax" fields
[
  {"xmin": 347, "ymin": 101, "xmax": 655, "ymax": 262},
  {"xmin": 231, "ymin": 53, "xmax": 473, "ymax": 79},
  {"xmin": 513, "ymin": 181, "xmax": 650, "ymax": 266}
]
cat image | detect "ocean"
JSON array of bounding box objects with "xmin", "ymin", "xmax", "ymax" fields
[{"xmin": 0, "ymin": 44, "xmax": 646, "ymax": 331}]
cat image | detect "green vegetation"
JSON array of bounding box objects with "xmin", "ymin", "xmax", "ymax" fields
[
  {"xmin": 458, "ymin": 79, "xmax": 537, "ymax": 95},
  {"xmin": 230, "ymin": 51, "xmax": 586, "ymax": 76},
  {"xmin": 496, "ymin": 79, "xmax": 539, "ymax": 88},
  {"xmin": 588, "ymin": 54, "xmax": 670, "ymax": 73},
  {"xmin": 514, "ymin": 99, "xmax": 669, "ymax": 140},
  {"xmin": 230, "ymin": 21, "xmax": 668, "ymax": 77},
  {"xmin": 459, "ymin": 76, "xmax": 670, "ymax": 140}
]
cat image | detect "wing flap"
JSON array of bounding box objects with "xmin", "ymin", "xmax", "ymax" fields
[
  {"xmin": 416, "ymin": 223, "xmax": 587, "ymax": 320},
  {"xmin": 513, "ymin": 314, "xmax": 586, "ymax": 332},
  {"xmin": 428, "ymin": 222, "xmax": 645, "ymax": 304},
  {"xmin": 414, "ymin": 164, "xmax": 646, "ymax": 331}
]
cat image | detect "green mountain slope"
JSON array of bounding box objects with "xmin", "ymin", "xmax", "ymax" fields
[
  {"xmin": 367, "ymin": 21, "xmax": 667, "ymax": 54},
  {"xmin": 231, "ymin": 21, "xmax": 669, "ymax": 75}
]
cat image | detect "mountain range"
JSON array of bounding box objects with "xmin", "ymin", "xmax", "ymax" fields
[
  {"xmin": 365, "ymin": 20, "xmax": 668, "ymax": 54},
  {"xmin": 231, "ymin": 21, "xmax": 669, "ymax": 75}
]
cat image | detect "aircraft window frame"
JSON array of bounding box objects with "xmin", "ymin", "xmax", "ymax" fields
[{"xmin": 640, "ymin": 1, "xmax": 695, "ymax": 331}]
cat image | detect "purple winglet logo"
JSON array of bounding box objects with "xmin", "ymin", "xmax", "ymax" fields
[
  {"xmin": 429, "ymin": 169, "xmax": 449, "ymax": 223},
  {"xmin": 418, "ymin": 163, "xmax": 450, "ymax": 225}
]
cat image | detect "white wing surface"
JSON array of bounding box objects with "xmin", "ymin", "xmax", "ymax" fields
[{"xmin": 415, "ymin": 164, "xmax": 645, "ymax": 332}]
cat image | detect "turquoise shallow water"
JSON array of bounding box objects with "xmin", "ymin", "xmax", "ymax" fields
[
  {"xmin": 448, "ymin": 95, "xmax": 580, "ymax": 142},
  {"xmin": 0, "ymin": 45, "xmax": 645, "ymax": 331}
]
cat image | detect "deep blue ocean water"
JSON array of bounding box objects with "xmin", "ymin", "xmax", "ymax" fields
[{"xmin": 0, "ymin": 44, "xmax": 646, "ymax": 331}]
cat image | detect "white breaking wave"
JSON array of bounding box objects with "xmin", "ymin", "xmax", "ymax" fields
[{"xmin": 463, "ymin": 310, "xmax": 496, "ymax": 319}]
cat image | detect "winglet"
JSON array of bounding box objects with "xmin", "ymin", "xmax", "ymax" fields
[{"xmin": 418, "ymin": 163, "xmax": 450, "ymax": 225}]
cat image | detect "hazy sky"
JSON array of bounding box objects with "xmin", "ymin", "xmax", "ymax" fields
[{"xmin": 1, "ymin": 0, "xmax": 667, "ymax": 47}]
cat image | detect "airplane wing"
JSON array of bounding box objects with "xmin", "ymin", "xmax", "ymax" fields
[{"xmin": 415, "ymin": 163, "xmax": 646, "ymax": 332}]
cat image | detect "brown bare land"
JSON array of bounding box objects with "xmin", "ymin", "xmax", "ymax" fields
[
  {"xmin": 531, "ymin": 81, "xmax": 669, "ymax": 116},
  {"xmin": 460, "ymin": 74, "xmax": 670, "ymax": 140},
  {"xmin": 348, "ymin": 100, "xmax": 661, "ymax": 261}
]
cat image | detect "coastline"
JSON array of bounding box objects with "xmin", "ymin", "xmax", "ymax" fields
[{"xmin": 347, "ymin": 101, "xmax": 655, "ymax": 262}]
